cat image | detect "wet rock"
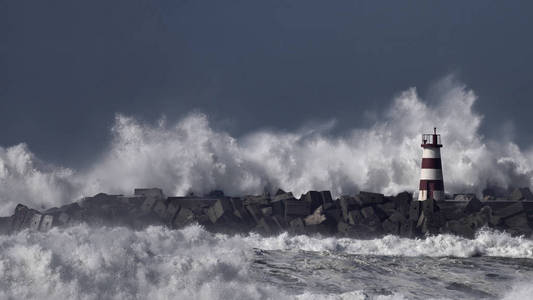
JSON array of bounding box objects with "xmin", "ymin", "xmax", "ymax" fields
[
  {"xmin": 29, "ymin": 214, "xmax": 43, "ymax": 231},
  {"xmin": 40, "ymin": 215, "xmax": 54, "ymax": 231},
  {"xmin": 453, "ymin": 194, "xmax": 476, "ymax": 201},
  {"xmin": 324, "ymin": 208, "xmax": 342, "ymax": 223},
  {"xmin": 382, "ymin": 219, "xmax": 399, "ymax": 234},
  {"xmin": 304, "ymin": 206, "xmax": 326, "ymax": 226},
  {"xmin": 464, "ymin": 197, "xmax": 482, "ymax": 214},
  {"xmin": 140, "ymin": 197, "xmax": 157, "ymax": 213},
  {"xmin": 338, "ymin": 196, "xmax": 359, "ymax": 222},
  {"xmin": 494, "ymin": 202, "xmax": 525, "ymax": 219},
  {"xmin": 347, "ymin": 210, "xmax": 363, "ymax": 225},
  {"xmin": 134, "ymin": 188, "xmax": 164, "ymax": 199},
  {"xmin": 510, "ymin": 187, "xmax": 533, "ymax": 201},
  {"xmin": 164, "ymin": 202, "xmax": 180, "ymax": 223},
  {"xmin": 504, "ymin": 212, "xmax": 531, "ymax": 233},
  {"xmin": 357, "ymin": 191, "xmax": 385, "ymax": 206},
  {"xmin": 207, "ymin": 199, "xmax": 233, "ymax": 224},
  {"xmin": 173, "ymin": 208, "xmax": 195, "ymax": 228},
  {"xmin": 152, "ymin": 200, "xmax": 167, "ymax": 219},
  {"xmin": 393, "ymin": 191, "xmax": 412, "ymax": 217},
  {"xmin": 261, "ymin": 207, "xmax": 273, "ymax": 216},
  {"xmin": 284, "ymin": 199, "xmax": 310, "ymax": 217}
]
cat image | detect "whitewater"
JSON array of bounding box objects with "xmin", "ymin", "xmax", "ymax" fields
[{"xmin": 0, "ymin": 224, "xmax": 531, "ymax": 299}]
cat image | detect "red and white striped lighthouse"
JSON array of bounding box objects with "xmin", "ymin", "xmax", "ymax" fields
[{"xmin": 418, "ymin": 128, "xmax": 444, "ymax": 201}]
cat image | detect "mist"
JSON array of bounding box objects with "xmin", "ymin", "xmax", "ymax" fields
[{"xmin": 1, "ymin": 76, "xmax": 532, "ymax": 216}]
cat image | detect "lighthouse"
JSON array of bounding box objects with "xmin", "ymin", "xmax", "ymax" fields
[{"xmin": 418, "ymin": 128, "xmax": 444, "ymax": 201}]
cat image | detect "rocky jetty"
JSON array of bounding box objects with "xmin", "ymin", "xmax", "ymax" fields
[{"xmin": 1, "ymin": 187, "xmax": 533, "ymax": 239}]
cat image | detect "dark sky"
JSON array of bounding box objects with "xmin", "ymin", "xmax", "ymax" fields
[{"xmin": 2, "ymin": 0, "xmax": 533, "ymax": 167}]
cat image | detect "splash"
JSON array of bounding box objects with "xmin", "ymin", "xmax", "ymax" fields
[{"xmin": 1, "ymin": 76, "xmax": 532, "ymax": 215}]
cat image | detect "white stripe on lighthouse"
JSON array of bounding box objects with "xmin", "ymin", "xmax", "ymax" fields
[
  {"xmin": 422, "ymin": 148, "xmax": 441, "ymax": 158},
  {"xmin": 419, "ymin": 169, "xmax": 443, "ymax": 180}
]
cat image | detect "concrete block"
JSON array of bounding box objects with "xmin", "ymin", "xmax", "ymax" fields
[
  {"xmin": 339, "ymin": 196, "xmax": 359, "ymax": 222},
  {"xmin": 303, "ymin": 191, "xmax": 323, "ymax": 212},
  {"xmin": 347, "ymin": 210, "xmax": 363, "ymax": 225},
  {"xmin": 324, "ymin": 208, "xmax": 342, "ymax": 222},
  {"xmin": 140, "ymin": 197, "xmax": 157, "ymax": 213},
  {"xmin": 304, "ymin": 206, "xmax": 326, "ymax": 226},
  {"xmin": 284, "ymin": 199, "xmax": 310, "ymax": 217},
  {"xmin": 357, "ymin": 191, "xmax": 385, "ymax": 206},
  {"xmin": 40, "ymin": 215, "xmax": 54, "ymax": 231},
  {"xmin": 29, "ymin": 214, "xmax": 43, "ymax": 231},
  {"xmin": 272, "ymin": 192, "xmax": 295, "ymax": 203},
  {"xmin": 389, "ymin": 211, "xmax": 407, "ymax": 223},
  {"xmin": 163, "ymin": 202, "xmax": 180, "ymax": 222},
  {"xmin": 152, "ymin": 200, "xmax": 167, "ymax": 218},
  {"xmin": 173, "ymin": 208, "xmax": 195, "ymax": 227},
  {"xmin": 261, "ymin": 207, "xmax": 273, "ymax": 216},
  {"xmin": 510, "ymin": 187, "xmax": 533, "ymax": 201},
  {"xmin": 289, "ymin": 217, "xmax": 305, "ymax": 228},
  {"xmin": 320, "ymin": 191, "xmax": 333, "ymax": 204},
  {"xmin": 409, "ymin": 200, "xmax": 421, "ymax": 222},
  {"xmin": 494, "ymin": 202, "xmax": 525, "ymax": 219},
  {"xmin": 58, "ymin": 212, "xmax": 70, "ymax": 225},
  {"xmin": 504, "ymin": 212, "xmax": 530, "ymax": 230},
  {"xmin": 464, "ymin": 197, "xmax": 482, "ymax": 214},
  {"xmin": 207, "ymin": 199, "xmax": 232, "ymax": 224},
  {"xmin": 134, "ymin": 188, "xmax": 164, "ymax": 199},
  {"xmin": 394, "ymin": 192, "xmax": 412, "ymax": 216},
  {"xmin": 382, "ymin": 219, "xmax": 399, "ymax": 234},
  {"xmin": 10, "ymin": 204, "xmax": 30, "ymax": 232},
  {"xmin": 361, "ymin": 206, "xmax": 376, "ymax": 219},
  {"xmin": 246, "ymin": 205, "xmax": 262, "ymax": 222}
]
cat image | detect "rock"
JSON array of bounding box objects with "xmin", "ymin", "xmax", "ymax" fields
[
  {"xmin": 152, "ymin": 200, "xmax": 167, "ymax": 219},
  {"xmin": 494, "ymin": 202, "xmax": 525, "ymax": 219},
  {"xmin": 289, "ymin": 217, "xmax": 305, "ymax": 228},
  {"xmin": 357, "ymin": 191, "xmax": 385, "ymax": 206},
  {"xmin": 261, "ymin": 207, "xmax": 273, "ymax": 216},
  {"xmin": 0, "ymin": 217, "xmax": 11, "ymax": 235},
  {"xmin": 464, "ymin": 197, "xmax": 482, "ymax": 214},
  {"xmin": 40, "ymin": 215, "xmax": 54, "ymax": 231},
  {"xmin": 207, "ymin": 199, "xmax": 233, "ymax": 224},
  {"xmin": 257, "ymin": 217, "xmax": 283, "ymax": 234},
  {"xmin": 272, "ymin": 192, "xmax": 295, "ymax": 203},
  {"xmin": 377, "ymin": 201, "xmax": 396, "ymax": 216},
  {"xmin": 320, "ymin": 191, "xmax": 333, "ymax": 204},
  {"xmin": 389, "ymin": 211, "xmax": 407, "ymax": 223},
  {"xmin": 140, "ymin": 197, "xmax": 157, "ymax": 213},
  {"xmin": 164, "ymin": 202, "xmax": 180, "ymax": 223},
  {"xmin": 244, "ymin": 195, "xmax": 270, "ymax": 206},
  {"xmin": 324, "ymin": 208, "xmax": 342, "ymax": 222},
  {"xmin": 338, "ymin": 196, "xmax": 359, "ymax": 222},
  {"xmin": 29, "ymin": 214, "xmax": 43, "ymax": 230},
  {"xmin": 58, "ymin": 212, "xmax": 70, "ymax": 225},
  {"xmin": 504, "ymin": 213, "xmax": 531, "ymax": 233},
  {"xmin": 246, "ymin": 205, "xmax": 262, "ymax": 222},
  {"xmin": 347, "ymin": 210, "xmax": 363, "ymax": 225},
  {"xmin": 393, "ymin": 192, "xmax": 412, "ymax": 216},
  {"xmin": 510, "ymin": 187, "xmax": 533, "ymax": 201},
  {"xmin": 408, "ymin": 200, "xmax": 421, "ymax": 222},
  {"xmin": 382, "ymin": 219, "xmax": 399, "ymax": 234},
  {"xmin": 304, "ymin": 206, "xmax": 326, "ymax": 226},
  {"xmin": 284, "ymin": 199, "xmax": 310, "ymax": 217},
  {"xmin": 302, "ymin": 191, "xmax": 323, "ymax": 212},
  {"xmin": 453, "ymin": 194, "xmax": 476, "ymax": 201},
  {"xmin": 173, "ymin": 208, "xmax": 195, "ymax": 227},
  {"xmin": 134, "ymin": 188, "xmax": 164, "ymax": 199},
  {"xmin": 361, "ymin": 206, "xmax": 376, "ymax": 219}
]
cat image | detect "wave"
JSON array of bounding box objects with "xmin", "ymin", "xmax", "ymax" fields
[
  {"xmin": 0, "ymin": 224, "xmax": 531, "ymax": 299},
  {"xmin": 1, "ymin": 76, "xmax": 533, "ymax": 216}
]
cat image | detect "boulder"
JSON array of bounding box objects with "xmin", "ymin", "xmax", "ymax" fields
[
  {"xmin": 173, "ymin": 208, "xmax": 195, "ymax": 228},
  {"xmin": 320, "ymin": 191, "xmax": 333, "ymax": 204},
  {"xmin": 29, "ymin": 214, "xmax": 43, "ymax": 231},
  {"xmin": 408, "ymin": 200, "xmax": 421, "ymax": 222},
  {"xmin": 140, "ymin": 197, "xmax": 157, "ymax": 213},
  {"xmin": 393, "ymin": 192, "xmax": 412, "ymax": 216},
  {"xmin": 494, "ymin": 202, "xmax": 525, "ymax": 219},
  {"xmin": 134, "ymin": 188, "xmax": 164, "ymax": 199},
  {"xmin": 357, "ymin": 191, "xmax": 385, "ymax": 206},
  {"xmin": 152, "ymin": 200, "xmax": 167, "ymax": 219},
  {"xmin": 361, "ymin": 206, "xmax": 376, "ymax": 219},
  {"xmin": 302, "ymin": 191, "xmax": 323, "ymax": 212},
  {"xmin": 164, "ymin": 202, "xmax": 180, "ymax": 223},
  {"xmin": 261, "ymin": 207, "xmax": 273, "ymax": 216},
  {"xmin": 289, "ymin": 217, "xmax": 305, "ymax": 228},
  {"xmin": 347, "ymin": 210, "xmax": 363, "ymax": 225},
  {"xmin": 323, "ymin": 208, "xmax": 342, "ymax": 222},
  {"xmin": 40, "ymin": 215, "xmax": 54, "ymax": 231},
  {"xmin": 382, "ymin": 219, "xmax": 399, "ymax": 234},
  {"xmin": 504, "ymin": 212, "xmax": 531, "ymax": 233},
  {"xmin": 284, "ymin": 199, "xmax": 310, "ymax": 217},
  {"xmin": 453, "ymin": 194, "xmax": 476, "ymax": 201},
  {"xmin": 206, "ymin": 199, "xmax": 233, "ymax": 224},
  {"xmin": 510, "ymin": 187, "xmax": 533, "ymax": 201},
  {"xmin": 304, "ymin": 206, "xmax": 326, "ymax": 226},
  {"xmin": 338, "ymin": 196, "xmax": 359, "ymax": 222},
  {"xmin": 464, "ymin": 197, "xmax": 482, "ymax": 214}
]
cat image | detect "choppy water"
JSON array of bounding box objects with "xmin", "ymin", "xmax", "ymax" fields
[{"xmin": 1, "ymin": 225, "xmax": 532, "ymax": 299}]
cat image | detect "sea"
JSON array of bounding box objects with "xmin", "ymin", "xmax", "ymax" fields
[{"xmin": 1, "ymin": 224, "xmax": 532, "ymax": 300}]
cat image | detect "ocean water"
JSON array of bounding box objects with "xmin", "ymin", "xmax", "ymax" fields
[{"xmin": 1, "ymin": 225, "xmax": 532, "ymax": 300}]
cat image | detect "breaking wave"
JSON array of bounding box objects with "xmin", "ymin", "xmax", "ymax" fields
[
  {"xmin": 0, "ymin": 224, "xmax": 531, "ymax": 299},
  {"xmin": 1, "ymin": 75, "xmax": 533, "ymax": 215}
]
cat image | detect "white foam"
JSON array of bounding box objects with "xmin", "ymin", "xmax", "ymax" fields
[{"xmin": 245, "ymin": 228, "xmax": 533, "ymax": 258}]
